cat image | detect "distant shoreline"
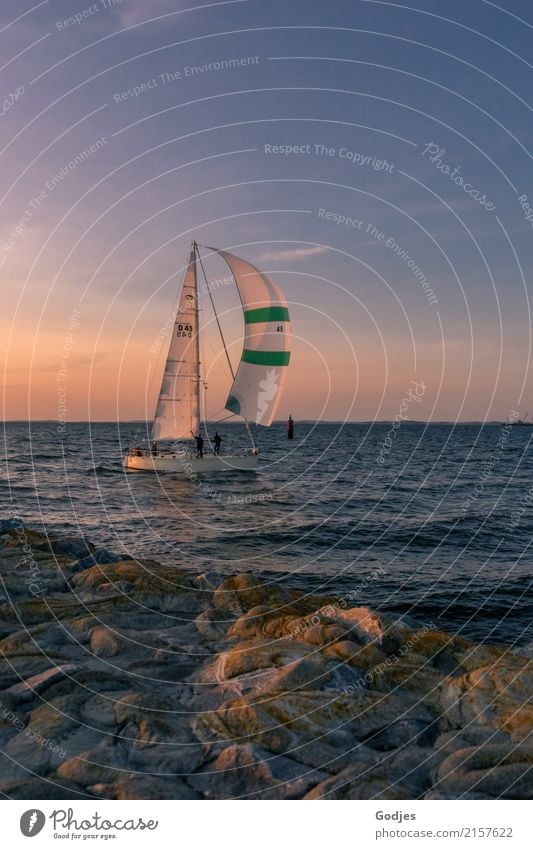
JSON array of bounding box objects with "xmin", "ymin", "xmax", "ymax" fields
[{"xmin": 1, "ymin": 420, "xmax": 520, "ymax": 426}]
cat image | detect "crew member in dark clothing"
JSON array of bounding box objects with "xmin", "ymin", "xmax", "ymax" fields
[
  {"xmin": 213, "ymin": 432, "xmax": 222, "ymax": 455},
  {"xmin": 195, "ymin": 434, "xmax": 204, "ymax": 458}
]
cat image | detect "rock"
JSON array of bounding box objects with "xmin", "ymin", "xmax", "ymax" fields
[
  {"xmin": 438, "ymin": 657, "xmax": 533, "ymax": 742},
  {"xmin": 188, "ymin": 744, "xmax": 327, "ymax": 799},
  {"xmin": 331, "ymin": 606, "xmax": 387, "ymax": 644},
  {"xmin": 79, "ymin": 692, "xmax": 127, "ymax": 730},
  {"xmin": 0, "ymin": 690, "xmax": 17, "ymax": 718},
  {"xmin": 73, "ymin": 548, "xmax": 133, "ymax": 573},
  {"xmin": 1, "ymin": 521, "xmax": 531, "ymax": 800},
  {"xmin": 117, "ymin": 708, "xmax": 206, "ymax": 776},
  {"xmin": 305, "ymin": 751, "xmax": 411, "ymax": 800},
  {"xmin": 113, "ymin": 690, "xmax": 205, "ymax": 769},
  {"xmin": 383, "ymin": 746, "xmax": 446, "ymax": 796},
  {"xmin": 306, "ymin": 775, "xmax": 412, "ymax": 799},
  {"xmin": 204, "ymin": 640, "xmax": 320, "ymax": 689},
  {"xmin": 194, "ymin": 686, "xmax": 437, "ymax": 760},
  {"xmin": 424, "ymin": 790, "xmax": 491, "ymax": 800},
  {"xmin": 0, "ymin": 655, "xmax": 69, "ymax": 692},
  {"xmin": 6, "ymin": 664, "xmax": 79, "ymax": 702},
  {"xmin": 194, "ymin": 609, "xmax": 228, "ymax": 640},
  {"xmin": 36, "ymin": 669, "xmax": 133, "ymax": 704},
  {"xmin": 305, "ymin": 744, "xmax": 445, "ymax": 799},
  {"xmin": 0, "ymin": 735, "xmax": 55, "ymax": 780},
  {"xmin": 435, "ymin": 745, "xmax": 533, "ymax": 798},
  {"xmin": 0, "ymin": 776, "xmax": 90, "ymax": 798},
  {"xmin": 435, "ymin": 727, "xmax": 511, "ymax": 753},
  {"xmin": 322, "ymin": 639, "xmax": 387, "ymax": 670},
  {"xmin": 56, "ymin": 739, "xmax": 129, "ymax": 787},
  {"xmin": 96, "ymin": 580, "xmax": 133, "ymax": 595},
  {"xmin": 364, "ymin": 653, "xmax": 445, "ymax": 701},
  {"xmin": 286, "ymin": 737, "xmax": 375, "ymax": 773},
  {"xmin": 322, "ymin": 660, "xmax": 366, "ymax": 693},
  {"xmin": 35, "ymin": 536, "xmax": 95, "ymax": 559},
  {"xmin": 97, "ymin": 774, "xmax": 202, "ymax": 800},
  {"xmin": 89, "ymin": 626, "xmax": 135, "ymax": 658},
  {"xmin": 0, "ymin": 519, "xmax": 26, "ymax": 533},
  {"xmin": 70, "ymin": 560, "xmax": 199, "ymax": 606},
  {"xmin": 370, "ymin": 718, "xmax": 438, "ymax": 751},
  {"xmin": 211, "ymin": 574, "xmax": 288, "ymax": 617},
  {"xmin": 26, "ymin": 695, "xmax": 81, "ymax": 739},
  {"xmin": 407, "ymin": 629, "xmax": 470, "ymax": 675}
]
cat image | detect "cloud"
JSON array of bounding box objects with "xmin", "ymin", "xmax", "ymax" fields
[
  {"xmin": 257, "ymin": 246, "xmax": 328, "ymax": 262},
  {"xmin": 113, "ymin": 0, "xmax": 193, "ymax": 28},
  {"xmin": 10, "ymin": 352, "xmax": 109, "ymax": 375}
]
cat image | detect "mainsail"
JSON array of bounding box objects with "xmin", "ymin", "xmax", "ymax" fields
[
  {"xmin": 152, "ymin": 248, "xmax": 200, "ymax": 440},
  {"xmin": 207, "ymin": 248, "xmax": 291, "ymax": 426}
]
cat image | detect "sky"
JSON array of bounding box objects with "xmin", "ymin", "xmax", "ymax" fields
[{"xmin": 2, "ymin": 0, "xmax": 533, "ymax": 423}]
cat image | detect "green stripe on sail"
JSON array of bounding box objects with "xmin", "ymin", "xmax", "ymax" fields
[
  {"xmin": 241, "ymin": 349, "xmax": 290, "ymax": 366},
  {"xmin": 226, "ymin": 394, "xmax": 241, "ymax": 414},
  {"xmin": 244, "ymin": 306, "xmax": 290, "ymax": 324}
]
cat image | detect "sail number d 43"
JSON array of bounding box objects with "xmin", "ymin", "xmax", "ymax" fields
[{"xmin": 177, "ymin": 323, "xmax": 193, "ymax": 337}]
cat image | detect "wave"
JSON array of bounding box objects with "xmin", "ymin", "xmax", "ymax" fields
[
  {"xmin": 85, "ymin": 465, "xmax": 120, "ymax": 475},
  {"xmin": 207, "ymin": 511, "xmax": 516, "ymax": 554},
  {"xmin": 5, "ymin": 453, "xmax": 59, "ymax": 462}
]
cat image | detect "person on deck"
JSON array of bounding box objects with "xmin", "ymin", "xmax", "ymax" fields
[
  {"xmin": 213, "ymin": 432, "xmax": 222, "ymax": 455},
  {"xmin": 195, "ymin": 434, "xmax": 204, "ymax": 458}
]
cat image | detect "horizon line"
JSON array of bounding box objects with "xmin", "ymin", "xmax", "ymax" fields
[{"xmin": 1, "ymin": 419, "xmax": 517, "ymax": 425}]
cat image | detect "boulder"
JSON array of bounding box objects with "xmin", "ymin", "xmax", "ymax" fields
[
  {"xmin": 435, "ymin": 745, "xmax": 533, "ymax": 798},
  {"xmin": 188, "ymin": 744, "xmax": 327, "ymax": 799}
]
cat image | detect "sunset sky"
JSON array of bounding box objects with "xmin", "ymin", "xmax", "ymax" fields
[{"xmin": 2, "ymin": 0, "xmax": 533, "ymax": 423}]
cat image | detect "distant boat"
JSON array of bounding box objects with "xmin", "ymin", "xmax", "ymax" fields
[
  {"xmin": 509, "ymin": 414, "xmax": 533, "ymax": 426},
  {"xmin": 123, "ymin": 242, "xmax": 291, "ymax": 474}
]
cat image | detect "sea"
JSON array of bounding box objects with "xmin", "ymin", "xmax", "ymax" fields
[{"xmin": 2, "ymin": 421, "xmax": 532, "ymax": 650}]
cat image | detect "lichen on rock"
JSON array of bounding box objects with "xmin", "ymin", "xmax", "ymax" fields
[{"xmin": 0, "ymin": 522, "xmax": 531, "ymax": 799}]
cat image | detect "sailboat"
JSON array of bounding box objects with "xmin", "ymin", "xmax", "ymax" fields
[
  {"xmin": 123, "ymin": 242, "xmax": 291, "ymax": 474},
  {"xmin": 509, "ymin": 413, "xmax": 533, "ymax": 426}
]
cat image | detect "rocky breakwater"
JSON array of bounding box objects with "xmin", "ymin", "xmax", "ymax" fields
[{"xmin": 0, "ymin": 519, "xmax": 531, "ymax": 800}]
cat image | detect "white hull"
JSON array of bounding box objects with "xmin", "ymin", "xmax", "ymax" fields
[{"xmin": 123, "ymin": 451, "xmax": 258, "ymax": 475}]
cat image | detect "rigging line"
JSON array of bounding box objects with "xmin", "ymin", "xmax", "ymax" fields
[
  {"xmin": 196, "ymin": 243, "xmax": 257, "ymax": 454},
  {"xmin": 203, "ymin": 323, "xmax": 232, "ymax": 379},
  {"xmin": 205, "ymin": 409, "xmax": 236, "ymax": 423},
  {"xmin": 198, "ymin": 302, "xmax": 208, "ymax": 400},
  {"xmin": 195, "ymin": 244, "xmax": 235, "ymax": 381},
  {"xmin": 197, "ymin": 261, "xmax": 232, "ymax": 425},
  {"xmin": 193, "ymin": 242, "xmax": 202, "ymax": 438}
]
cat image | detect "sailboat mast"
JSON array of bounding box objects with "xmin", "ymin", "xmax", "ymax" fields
[{"xmin": 193, "ymin": 241, "xmax": 201, "ymax": 435}]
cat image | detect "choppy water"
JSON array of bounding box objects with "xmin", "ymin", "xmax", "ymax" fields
[{"xmin": 1, "ymin": 421, "xmax": 532, "ymax": 648}]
